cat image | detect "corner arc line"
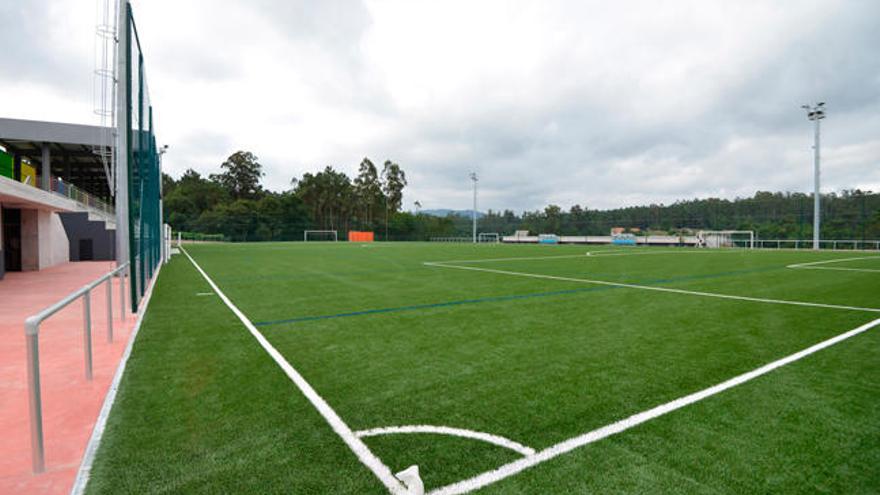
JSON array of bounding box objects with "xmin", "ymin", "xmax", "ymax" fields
[{"xmin": 355, "ymin": 425, "xmax": 536, "ymax": 457}]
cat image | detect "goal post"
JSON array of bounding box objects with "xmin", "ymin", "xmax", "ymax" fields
[
  {"xmin": 477, "ymin": 232, "xmax": 500, "ymax": 243},
  {"xmin": 698, "ymin": 230, "xmax": 754, "ymax": 249},
  {"xmin": 303, "ymin": 230, "xmax": 338, "ymax": 242}
]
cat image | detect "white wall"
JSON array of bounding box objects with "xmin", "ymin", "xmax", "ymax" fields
[
  {"xmin": 38, "ymin": 210, "xmax": 69, "ymax": 269},
  {"xmin": 18, "ymin": 208, "xmax": 70, "ymax": 271}
]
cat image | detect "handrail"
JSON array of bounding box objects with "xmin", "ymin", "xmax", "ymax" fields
[
  {"xmin": 48, "ymin": 176, "xmax": 115, "ymax": 217},
  {"xmin": 25, "ymin": 262, "xmax": 129, "ymax": 474},
  {"xmin": 753, "ymin": 239, "xmax": 880, "ymax": 250}
]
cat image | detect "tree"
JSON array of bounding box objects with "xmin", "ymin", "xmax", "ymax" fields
[
  {"xmin": 294, "ymin": 166, "xmax": 354, "ymax": 230},
  {"xmin": 544, "ymin": 204, "xmax": 562, "ymax": 233},
  {"xmin": 380, "ymin": 160, "xmax": 406, "ymax": 239},
  {"xmin": 381, "ymin": 160, "xmax": 407, "ymax": 212},
  {"xmin": 210, "ymin": 151, "xmax": 264, "ymax": 200},
  {"xmin": 353, "ymin": 158, "xmax": 383, "ymax": 228},
  {"xmin": 162, "ymin": 169, "xmax": 228, "ymax": 231}
]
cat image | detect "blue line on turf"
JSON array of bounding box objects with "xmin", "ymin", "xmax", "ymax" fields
[
  {"xmin": 254, "ymin": 286, "xmax": 616, "ymax": 327},
  {"xmin": 255, "ymin": 265, "xmax": 781, "ymax": 328}
]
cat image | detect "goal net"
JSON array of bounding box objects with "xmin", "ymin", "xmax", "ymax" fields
[
  {"xmin": 698, "ymin": 230, "xmax": 754, "ymax": 249},
  {"xmin": 303, "ymin": 230, "xmax": 338, "ymax": 242},
  {"xmin": 477, "ymin": 232, "xmax": 500, "ymax": 243}
]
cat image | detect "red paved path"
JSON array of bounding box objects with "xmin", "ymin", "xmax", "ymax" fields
[{"xmin": 0, "ymin": 262, "xmax": 136, "ymax": 494}]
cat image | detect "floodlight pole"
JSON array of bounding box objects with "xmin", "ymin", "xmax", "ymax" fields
[
  {"xmin": 470, "ymin": 172, "xmax": 478, "ymax": 243},
  {"xmin": 802, "ymin": 102, "xmax": 826, "ymax": 250},
  {"xmin": 114, "ymin": 0, "xmax": 130, "ymax": 279}
]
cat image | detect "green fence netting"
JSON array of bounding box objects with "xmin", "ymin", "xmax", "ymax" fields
[{"xmin": 126, "ymin": 4, "xmax": 162, "ymax": 312}]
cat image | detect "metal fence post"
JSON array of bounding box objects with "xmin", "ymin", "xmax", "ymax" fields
[
  {"xmin": 119, "ymin": 268, "xmax": 126, "ymax": 319},
  {"xmin": 106, "ymin": 277, "xmax": 113, "ymax": 343},
  {"xmin": 83, "ymin": 290, "xmax": 93, "ymax": 380},
  {"xmin": 24, "ymin": 322, "xmax": 45, "ymax": 473}
]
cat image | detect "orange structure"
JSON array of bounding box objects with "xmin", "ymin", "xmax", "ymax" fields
[{"xmin": 348, "ymin": 231, "xmax": 374, "ymax": 242}]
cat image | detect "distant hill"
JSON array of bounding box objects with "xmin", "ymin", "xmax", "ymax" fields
[{"xmin": 420, "ymin": 209, "xmax": 486, "ymax": 219}]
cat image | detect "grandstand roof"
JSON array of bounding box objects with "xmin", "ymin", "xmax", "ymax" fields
[{"xmin": 0, "ymin": 117, "xmax": 113, "ymax": 201}]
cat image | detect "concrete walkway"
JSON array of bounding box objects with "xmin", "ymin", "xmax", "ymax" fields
[{"xmin": 0, "ymin": 262, "xmax": 136, "ymax": 494}]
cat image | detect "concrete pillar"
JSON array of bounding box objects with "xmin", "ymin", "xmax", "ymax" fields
[
  {"xmin": 37, "ymin": 211, "xmax": 69, "ymax": 269},
  {"xmin": 41, "ymin": 143, "xmax": 51, "ymax": 191},
  {"xmin": 20, "ymin": 209, "xmax": 39, "ymax": 271}
]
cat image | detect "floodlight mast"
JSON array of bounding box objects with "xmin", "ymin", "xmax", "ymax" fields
[
  {"xmin": 802, "ymin": 102, "xmax": 826, "ymax": 250},
  {"xmin": 470, "ymin": 172, "xmax": 478, "ymax": 243}
]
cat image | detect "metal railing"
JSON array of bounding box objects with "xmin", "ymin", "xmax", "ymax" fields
[
  {"xmin": 754, "ymin": 239, "xmax": 880, "ymax": 250},
  {"xmin": 49, "ymin": 176, "xmax": 115, "ymax": 217},
  {"xmin": 24, "ymin": 262, "xmax": 129, "ymax": 473},
  {"xmin": 429, "ymin": 237, "xmax": 474, "ymax": 243}
]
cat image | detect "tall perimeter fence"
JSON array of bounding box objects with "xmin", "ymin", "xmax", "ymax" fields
[{"xmin": 118, "ymin": 0, "xmax": 162, "ymax": 312}]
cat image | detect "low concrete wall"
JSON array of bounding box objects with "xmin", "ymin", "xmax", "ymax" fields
[{"xmin": 502, "ymin": 234, "xmax": 700, "ymax": 246}]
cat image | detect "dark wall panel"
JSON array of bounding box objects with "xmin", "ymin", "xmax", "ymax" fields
[{"xmin": 58, "ymin": 212, "xmax": 115, "ymax": 261}]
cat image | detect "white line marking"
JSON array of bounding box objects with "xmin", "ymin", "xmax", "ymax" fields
[
  {"xmin": 426, "ymin": 249, "xmax": 737, "ymax": 265},
  {"xmin": 788, "ymin": 255, "xmax": 880, "ymax": 273},
  {"xmin": 791, "ymin": 266, "xmax": 880, "ymax": 273},
  {"xmin": 787, "ymin": 255, "xmax": 880, "ymax": 268},
  {"xmin": 424, "ymin": 262, "xmax": 880, "ymax": 313},
  {"xmin": 429, "ymin": 317, "xmax": 880, "ymax": 495},
  {"xmin": 355, "ymin": 425, "xmax": 536, "ymax": 457},
  {"xmin": 181, "ymin": 247, "xmax": 406, "ymax": 494},
  {"xmin": 72, "ymin": 261, "xmax": 165, "ymax": 495},
  {"xmin": 196, "ymin": 292, "xmax": 215, "ymax": 296},
  {"xmin": 428, "ymin": 253, "xmax": 593, "ymax": 264}
]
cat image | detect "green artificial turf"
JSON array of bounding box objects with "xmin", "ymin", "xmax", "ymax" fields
[{"xmin": 86, "ymin": 243, "xmax": 880, "ymax": 493}]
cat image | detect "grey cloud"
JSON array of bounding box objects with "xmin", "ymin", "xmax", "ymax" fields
[
  {"xmin": 0, "ymin": 2, "xmax": 89, "ymax": 88},
  {"xmin": 7, "ymin": 0, "xmax": 877, "ymax": 214}
]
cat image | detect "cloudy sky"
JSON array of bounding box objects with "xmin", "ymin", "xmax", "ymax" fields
[{"xmin": 2, "ymin": 0, "xmax": 878, "ymax": 212}]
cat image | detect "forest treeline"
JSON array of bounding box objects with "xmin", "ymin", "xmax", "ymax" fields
[{"xmin": 163, "ymin": 151, "xmax": 880, "ymax": 241}]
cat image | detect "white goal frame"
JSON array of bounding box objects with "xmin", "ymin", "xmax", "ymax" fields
[
  {"xmin": 698, "ymin": 230, "xmax": 754, "ymax": 249},
  {"xmin": 478, "ymin": 232, "xmax": 501, "ymax": 243},
  {"xmin": 303, "ymin": 230, "xmax": 338, "ymax": 242}
]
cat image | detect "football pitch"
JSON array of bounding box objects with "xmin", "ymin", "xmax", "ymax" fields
[{"xmin": 86, "ymin": 242, "xmax": 880, "ymax": 493}]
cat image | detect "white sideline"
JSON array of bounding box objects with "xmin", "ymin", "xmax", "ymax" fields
[
  {"xmin": 787, "ymin": 255, "xmax": 880, "ymax": 268},
  {"xmin": 424, "ymin": 263, "xmax": 880, "ymax": 314},
  {"xmin": 355, "ymin": 425, "xmax": 536, "ymax": 457},
  {"xmin": 181, "ymin": 248, "xmax": 407, "ymax": 494},
  {"xmin": 71, "ymin": 260, "xmax": 165, "ymax": 495},
  {"xmin": 788, "ymin": 255, "xmax": 880, "ymax": 273},
  {"xmin": 792, "ymin": 266, "xmax": 880, "ymax": 273},
  {"xmin": 428, "ymin": 249, "xmax": 740, "ymax": 265},
  {"xmin": 429, "ymin": 317, "xmax": 880, "ymax": 495}
]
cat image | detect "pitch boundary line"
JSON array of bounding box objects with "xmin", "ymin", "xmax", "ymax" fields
[
  {"xmin": 791, "ymin": 266, "xmax": 880, "ymax": 273},
  {"xmin": 424, "ymin": 262, "xmax": 880, "ymax": 313},
  {"xmin": 787, "ymin": 255, "xmax": 880, "ymax": 273},
  {"xmin": 71, "ymin": 259, "xmax": 165, "ymax": 494},
  {"xmin": 181, "ymin": 247, "xmax": 407, "ymax": 494},
  {"xmin": 428, "ymin": 249, "xmax": 742, "ymax": 265},
  {"xmin": 355, "ymin": 425, "xmax": 536, "ymax": 457},
  {"xmin": 428, "ymin": 316, "xmax": 880, "ymax": 494}
]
